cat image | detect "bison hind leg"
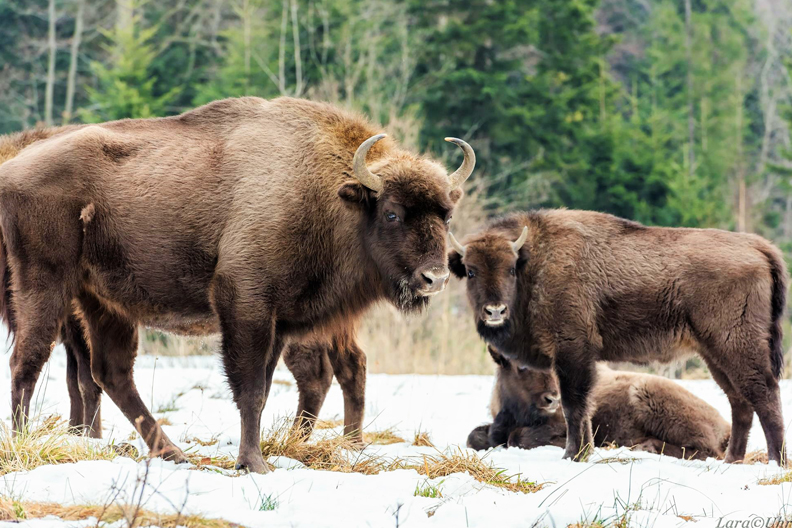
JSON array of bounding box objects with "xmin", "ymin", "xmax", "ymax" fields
[{"xmin": 283, "ymin": 340, "xmax": 334, "ymax": 440}]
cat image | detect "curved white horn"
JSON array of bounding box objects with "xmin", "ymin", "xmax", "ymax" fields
[
  {"xmin": 449, "ymin": 232, "xmax": 466, "ymax": 256},
  {"xmin": 511, "ymin": 226, "xmax": 528, "ymax": 253},
  {"xmin": 352, "ymin": 134, "xmax": 386, "ymax": 192},
  {"xmin": 444, "ymin": 137, "xmax": 476, "ymax": 189}
]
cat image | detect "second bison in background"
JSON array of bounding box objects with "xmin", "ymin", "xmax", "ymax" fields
[
  {"xmin": 449, "ymin": 210, "xmax": 787, "ymax": 463},
  {"xmin": 468, "ymin": 347, "xmax": 731, "ymax": 460}
]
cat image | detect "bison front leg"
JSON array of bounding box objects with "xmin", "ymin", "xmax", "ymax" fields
[
  {"xmin": 214, "ymin": 278, "xmax": 284, "ymax": 474},
  {"xmin": 65, "ymin": 339, "xmax": 84, "ymax": 432},
  {"xmin": 555, "ymin": 351, "xmax": 596, "ymax": 460},
  {"xmin": 327, "ymin": 339, "xmax": 366, "ymax": 443}
]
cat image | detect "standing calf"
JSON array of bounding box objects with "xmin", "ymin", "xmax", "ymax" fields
[
  {"xmin": 468, "ymin": 347, "xmax": 731, "ymax": 460},
  {"xmin": 449, "ymin": 210, "xmax": 787, "ymax": 463}
]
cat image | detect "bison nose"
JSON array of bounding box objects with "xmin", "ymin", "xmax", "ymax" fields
[
  {"xmin": 540, "ymin": 391, "xmax": 560, "ymax": 412},
  {"xmin": 419, "ymin": 268, "xmax": 450, "ymax": 295},
  {"xmin": 484, "ymin": 304, "xmax": 507, "ymax": 317},
  {"xmin": 482, "ymin": 304, "xmax": 507, "ymax": 327}
]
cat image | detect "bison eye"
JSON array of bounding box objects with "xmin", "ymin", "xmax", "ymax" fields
[
  {"xmin": 467, "ymin": 269, "xmax": 475, "ymax": 279},
  {"xmin": 385, "ymin": 212, "xmax": 401, "ymax": 223},
  {"xmin": 445, "ymin": 216, "xmax": 452, "ymax": 225},
  {"xmin": 509, "ymin": 268, "xmax": 516, "ymax": 276}
]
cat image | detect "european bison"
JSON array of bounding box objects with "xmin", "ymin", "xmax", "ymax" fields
[
  {"xmin": 449, "ymin": 210, "xmax": 787, "ymax": 463},
  {"xmin": 1, "ymin": 127, "xmax": 367, "ymax": 445},
  {"xmin": 468, "ymin": 346, "xmax": 731, "ymax": 460},
  {"xmin": 0, "ymin": 96, "xmax": 475, "ymax": 473}
]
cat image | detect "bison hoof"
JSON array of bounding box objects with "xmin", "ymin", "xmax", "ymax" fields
[
  {"xmin": 156, "ymin": 445, "xmax": 188, "ymax": 464},
  {"xmin": 235, "ymin": 456, "xmax": 270, "ymax": 474}
]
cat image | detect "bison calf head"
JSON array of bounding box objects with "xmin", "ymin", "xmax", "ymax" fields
[
  {"xmin": 447, "ymin": 226, "xmax": 528, "ymax": 340},
  {"xmin": 489, "ymin": 346, "xmax": 560, "ymax": 419},
  {"xmin": 338, "ymin": 135, "xmax": 475, "ymax": 312}
]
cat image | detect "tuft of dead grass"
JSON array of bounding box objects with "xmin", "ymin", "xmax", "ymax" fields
[
  {"xmin": 401, "ymin": 449, "xmax": 544, "ymax": 494},
  {"xmin": 363, "ymin": 428, "xmax": 406, "ymax": 445},
  {"xmin": 0, "ymin": 416, "xmax": 117, "ymax": 475},
  {"xmin": 0, "ymin": 498, "xmax": 244, "ymax": 527},
  {"xmin": 412, "ymin": 430, "xmax": 434, "ymax": 447},
  {"xmin": 744, "ymin": 450, "xmax": 769, "ymax": 465},
  {"xmin": 758, "ymin": 472, "xmax": 792, "ymax": 485},
  {"xmin": 259, "ymin": 418, "xmax": 384, "ymax": 474},
  {"xmin": 314, "ymin": 418, "xmax": 344, "ymax": 430}
]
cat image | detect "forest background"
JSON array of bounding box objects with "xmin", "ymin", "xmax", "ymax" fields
[{"xmin": 2, "ymin": 0, "xmax": 791, "ymax": 376}]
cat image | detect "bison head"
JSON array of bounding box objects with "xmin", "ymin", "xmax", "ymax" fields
[
  {"xmin": 338, "ymin": 134, "xmax": 475, "ymax": 312},
  {"xmin": 447, "ymin": 226, "xmax": 528, "ymax": 340},
  {"xmin": 489, "ymin": 346, "xmax": 560, "ymax": 419}
]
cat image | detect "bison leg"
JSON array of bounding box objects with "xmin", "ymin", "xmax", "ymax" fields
[
  {"xmin": 283, "ymin": 340, "xmax": 334, "ymax": 439},
  {"xmin": 467, "ymin": 424, "xmax": 492, "ymax": 450},
  {"xmin": 9, "ymin": 291, "xmax": 64, "ymax": 434},
  {"xmin": 214, "ymin": 277, "xmax": 284, "ymax": 474},
  {"xmin": 508, "ymin": 424, "xmax": 568, "ymax": 450},
  {"xmin": 703, "ymin": 359, "xmax": 753, "ymax": 463},
  {"xmin": 79, "ymin": 293, "xmax": 185, "ymax": 462},
  {"xmin": 65, "ymin": 338, "xmax": 84, "ymax": 432},
  {"xmin": 489, "ymin": 407, "xmax": 517, "ymax": 447},
  {"xmin": 555, "ymin": 351, "xmax": 596, "ymax": 460},
  {"xmin": 62, "ymin": 314, "xmax": 102, "ymax": 438},
  {"xmin": 327, "ymin": 338, "xmax": 367, "ymax": 443}
]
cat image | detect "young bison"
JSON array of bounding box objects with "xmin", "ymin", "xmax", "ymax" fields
[
  {"xmin": 468, "ymin": 347, "xmax": 731, "ymax": 460},
  {"xmin": 449, "ymin": 210, "xmax": 787, "ymax": 463}
]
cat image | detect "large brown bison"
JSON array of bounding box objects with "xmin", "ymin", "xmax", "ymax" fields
[
  {"xmin": 468, "ymin": 346, "xmax": 731, "ymax": 460},
  {"xmin": 449, "ymin": 210, "xmax": 787, "ymax": 464},
  {"xmin": 0, "ymin": 96, "xmax": 475, "ymax": 473}
]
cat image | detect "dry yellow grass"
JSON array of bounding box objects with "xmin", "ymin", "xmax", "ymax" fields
[
  {"xmin": 743, "ymin": 450, "xmax": 769, "ymax": 465},
  {"xmin": 363, "ymin": 428, "xmax": 406, "ymax": 445},
  {"xmin": 314, "ymin": 418, "xmax": 344, "ymax": 430},
  {"xmin": 412, "ymin": 431, "xmax": 434, "ymax": 447},
  {"xmin": 0, "ymin": 498, "xmax": 244, "ymax": 527},
  {"xmin": 0, "ymin": 416, "xmax": 117, "ymax": 475},
  {"xmin": 400, "ymin": 449, "xmax": 544, "ymax": 494},
  {"xmin": 259, "ymin": 418, "xmax": 384, "ymax": 474}
]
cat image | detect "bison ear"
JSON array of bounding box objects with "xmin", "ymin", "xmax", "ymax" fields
[
  {"xmin": 448, "ymin": 250, "xmax": 466, "ymax": 278},
  {"xmin": 338, "ymin": 181, "xmax": 374, "ymax": 206},
  {"xmin": 487, "ymin": 346, "xmax": 511, "ymax": 368}
]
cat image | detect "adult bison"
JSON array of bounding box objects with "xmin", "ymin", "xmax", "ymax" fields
[
  {"xmin": 449, "ymin": 210, "xmax": 787, "ymax": 464},
  {"xmin": 0, "ymin": 96, "xmax": 475, "ymax": 473},
  {"xmin": 468, "ymin": 346, "xmax": 731, "ymax": 460}
]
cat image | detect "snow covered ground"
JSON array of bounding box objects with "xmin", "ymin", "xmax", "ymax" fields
[{"xmin": 2, "ymin": 344, "xmax": 792, "ymax": 528}]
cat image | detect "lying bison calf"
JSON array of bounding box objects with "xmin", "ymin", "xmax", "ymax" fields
[
  {"xmin": 450, "ymin": 210, "xmax": 787, "ymax": 463},
  {"xmin": 468, "ymin": 347, "xmax": 730, "ymax": 460}
]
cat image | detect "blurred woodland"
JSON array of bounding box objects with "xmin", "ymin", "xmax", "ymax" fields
[{"xmin": 2, "ymin": 0, "xmax": 792, "ymax": 375}]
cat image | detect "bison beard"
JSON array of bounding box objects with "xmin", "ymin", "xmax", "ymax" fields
[{"xmin": 0, "ymin": 97, "xmax": 475, "ymax": 473}]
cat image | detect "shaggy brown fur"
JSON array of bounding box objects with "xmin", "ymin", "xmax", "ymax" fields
[
  {"xmin": 450, "ymin": 210, "xmax": 787, "ymax": 463},
  {"xmin": 0, "ymin": 97, "xmax": 470, "ymax": 473},
  {"xmin": 469, "ymin": 349, "xmax": 731, "ymax": 460}
]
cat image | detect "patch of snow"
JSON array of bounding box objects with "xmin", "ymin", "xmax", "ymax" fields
[{"xmin": 1, "ymin": 338, "xmax": 792, "ymax": 527}]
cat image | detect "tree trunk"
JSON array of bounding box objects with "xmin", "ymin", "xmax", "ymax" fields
[
  {"xmin": 63, "ymin": 0, "xmax": 85, "ymax": 124},
  {"xmin": 684, "ymin": 0, "xmax": 695, "ymax": 176},
  {"xmin": 45, "ymin": 0, "xmax": 57, "ymax": 126}
]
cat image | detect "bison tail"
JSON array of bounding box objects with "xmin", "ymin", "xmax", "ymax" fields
[
  {"xmin": 759, "ymin": 244, "xmax": 788, "ymax": 379},
  {"xmin": 0, "ymin": 229, "xmax": 15, "ymax": 342}
]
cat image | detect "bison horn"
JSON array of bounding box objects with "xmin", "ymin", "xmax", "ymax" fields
[
  {"xmin": 449, "ymin": 232, "xmax": 466, "ymax": 256},
  {"xmin": 511, "ymin": 226, "xmax": 529, "ymax": 253},
  {"xmin": 444, "ymin": 137, "xmax": 476, "ymax": 189},
  {"xmin": 352, "ymin": 134, "xmax": 386, "ymax": 193}
]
